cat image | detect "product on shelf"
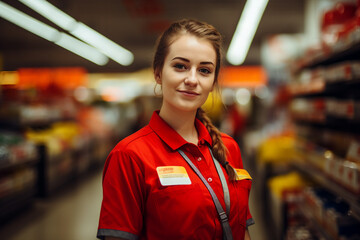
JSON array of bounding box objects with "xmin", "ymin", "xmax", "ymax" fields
[
  {"xmin": 283, "ymin": 185, "xmax": 360, "ymax": 240},
  {"xmin": 292, "ymin": 1, "xmax": 360, "ymax": 73},
  {"xmin": 289, "ymin": 69, "xmax": 326, "ymax": 96},
  {"xmin": 321, "ymin": 2, "xmax": 358, "ymax": 52},
  {"xmin": 295, "ymin": 134, "xmax": 360, "ymax": 195},
  {"xmin": 0, "ymin": 168, "xmax": 36, "ymax": 199},
  {"xmin": 257, "ymin": 134, "xmax": 297, "ymax": 164},
  {"xmin": 325, "ymin": 98, "xmax": 360, "ymax": 121},
  {"xmin": 290, "ymin": 98, "xmax": 326, "ymax": 123},
  {"xmin": 302, "ymin": 187, "xmax": 360, "ymax": 240},
  {"xmin": 324, "ymin": 61, "xmax": 360, "ymax": 83},
  {"xmin": 290, "ymin": 60, "xmax": 360, "ymax": 97},
  {"xmin": 347, "ymin": 140, "xmax": 360, "ymax": 163},
  {"xmin": 267, "ymin": 172, "xmax": 309, "ymax": 240},
  {"xmin": 0, "ymin": 131, "xmax": 38, "ymax": 167}
]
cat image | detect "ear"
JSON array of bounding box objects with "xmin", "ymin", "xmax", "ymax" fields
[{"xmin": 155, "ymin": 71, "xmax": 162, "ymax": 84}]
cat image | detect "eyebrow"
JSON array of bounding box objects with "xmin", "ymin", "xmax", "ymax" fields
[{"xmin": 172, "ymin": 57, "xmax": 214, "ymax": 66}]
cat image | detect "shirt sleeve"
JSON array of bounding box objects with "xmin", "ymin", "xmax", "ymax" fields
[{"xmin": 97, "ymin": 148, "xmax": 145, "ymax": 240}]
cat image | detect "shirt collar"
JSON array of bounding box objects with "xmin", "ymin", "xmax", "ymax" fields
[{"xmin": 149, "ymin": 111, "xmax": 213, "ymax": 151}]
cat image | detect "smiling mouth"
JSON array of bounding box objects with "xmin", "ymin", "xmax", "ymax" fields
[{"xmin": 178, "ymin": 90, "xmax": 199, "ymax": 96}]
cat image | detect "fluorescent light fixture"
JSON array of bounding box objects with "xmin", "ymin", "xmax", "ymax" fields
[
  {"xmin": 226, "ymin": 0, "xmax": 269, "ymax": 65},
  {"xmin": 0, "ymin": 1, "xmax": 108, "ymax": 66},
  {"xmin": 0, "ymin": 1, "xmax": 59, "ymax": 42},
  {"xmin": 18, "ymin": 0, "xmax": 77, "ymax": 30},
  {"xmin": 55, "ymin": 33, "xmax": 109, "ymax": 66},
  {"xmin": 20, "ymin": 0, "xmax": 134, "ymax": 66},
  {"xmin": 71, "ymin": 23, "xmax": 134, "ymax": 66}
]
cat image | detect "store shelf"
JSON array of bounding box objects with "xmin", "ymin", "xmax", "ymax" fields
[
  {"xmin": 306, "ymin": 42, "xmax": 360, "ymax": 70},
  {"xmin": 299, "ymin": 205, "xmax": 334, "ymax": 240},
  {"xmin": 0, "ymin": 158, "xmax": 38, "ymax": 172},
  {"xmin": 37, "ymin": 145, "xmax": 74, "ymax": 197},
  {"xmin": 292, "ymin": 161, "xmax": 360, "ymax": 221},
  {"xmin": 294, "ymin": 41, "xmax": 360, "ymax": 73},
  {"xmin": 294, "ymin": 117, "xmax": 360, "ymax": 134},
  {"xmin": 292, "ymin": 79, "xmax": 360, "ymax": 98}
]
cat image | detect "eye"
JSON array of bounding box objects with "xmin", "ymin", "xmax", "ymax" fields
[
  {"xmin": 173, "ymin": 63, "xmax": 187, "ymax": 70},
  {"xmin": 199, "ymin": 68, "xmax": 212, "ymax": 74}
]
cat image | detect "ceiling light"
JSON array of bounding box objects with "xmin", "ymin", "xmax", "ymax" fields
[
  {"xmin": 226, "ymin": 0, "xmax": 269, "ymax": 65},
  {"xmin": 0, "ymin": 2, "xmax": 59, "ymax": 42},
  {"xmin": 19, "ymin": 0, "xmax": 134, "ymax": 66},
  {"xmin": 18, "ymin": 0, "xmax": 77, "ymax": 30},
  {"xmin": 55, "ymin": 33, "xmax": 109, "ymax": 66},
  {"xmin": 0, "ymin": 2, "xmax": 108, "ymax": 66},
  {"xmin": 71, "ymin": 23, "xmax": 134, "ymax": 66}
]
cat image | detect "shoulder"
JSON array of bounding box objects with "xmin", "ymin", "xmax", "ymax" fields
[
  {"xmin": 220, "ymin": 132, "xmax": 243, "ymax": 169},
  {"xmin": 220, "ymin": 132, "xmax": 238, "ymax": 149},
  {"xmin": 102, "ymin": 125, "xmax": 157, "ymax": 179},
  {"xmin": 114, "ymin": 126, "xmax": 154, "ymax": 150},
  {"xmin": 105, "ymin": 126, "xmax": 155, "ymax": 169}
]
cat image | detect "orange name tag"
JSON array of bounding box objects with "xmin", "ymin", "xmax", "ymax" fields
[
  {"xmin": 156, "ymin": 166, "xmax": 191, "ymax": 186},
  {"xmin": 235, "ymin": 169, "xmax": 252, "ymax": 181}
]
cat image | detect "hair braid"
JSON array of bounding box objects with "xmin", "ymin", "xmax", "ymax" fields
[{"xmin": 197, "ymin": 108, "xmax": 236, "ymax": 181}]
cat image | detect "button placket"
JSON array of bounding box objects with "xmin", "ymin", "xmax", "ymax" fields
[{"xmin": 188, "ymin": 144, "xmax": 214, "ymax": 185}]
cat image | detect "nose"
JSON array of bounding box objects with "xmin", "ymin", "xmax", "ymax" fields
[{"xmin": 184, "ymin": 68, "xmax": 198, "ymax": 87}]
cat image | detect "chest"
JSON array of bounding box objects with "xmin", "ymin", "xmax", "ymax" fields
[{"xmin": 138, "ymin": 143, "xmax": 250, "ymax": 239}]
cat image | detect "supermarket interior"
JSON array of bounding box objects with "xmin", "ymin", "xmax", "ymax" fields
[{"xmin": 1, "ymin": 0, "xmax": 360, "ymax": 239}]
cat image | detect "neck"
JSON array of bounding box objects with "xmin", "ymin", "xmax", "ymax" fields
[{"xmin": 159, "ymin": 106, "xmax": 198, "ymax": 145}]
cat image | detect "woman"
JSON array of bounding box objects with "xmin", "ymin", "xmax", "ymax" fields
[{"xmin": 97, "ymin": 19, "xmax": 254, "ymax": 240}]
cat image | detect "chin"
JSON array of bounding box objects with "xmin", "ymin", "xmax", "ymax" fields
[{"xmin": 174, "ymin": 104, "xmax": 200, "ymax": 113}]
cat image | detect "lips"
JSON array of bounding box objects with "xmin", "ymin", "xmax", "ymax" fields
[{"xmin": 177, "ymin": 90, "xmax": 199, "ymax": 96}]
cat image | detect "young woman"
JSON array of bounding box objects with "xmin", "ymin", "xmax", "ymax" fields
[{"xmin": 97, "ymin": 19, "xmax": 254, "ymax": 240}]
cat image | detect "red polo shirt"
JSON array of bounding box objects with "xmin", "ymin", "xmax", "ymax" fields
[{"xmin": 97, "ymin": 111, "xmax": 254, "ymax": 240}]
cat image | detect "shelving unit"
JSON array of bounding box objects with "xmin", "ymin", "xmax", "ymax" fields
[
  {"xmin": 0, "ymin": 137, "xmax": 38, "ymax": 223},
  {"xmin": 37, "ymin": 145, "xmax": 73, "ymax": 197},
  {"xmin": 293, "ymin": 41, "xmax": 360, "ymax": 73},
  {"xmin": 0, "ymin": 79, "xmax": 120, "ymax": 225},
  {"xmin": 285, "ymin": 11, "xmax": 360, "ymax": 238},
  {"xmin": 298, "ymin": 204, "xmax": 335, "ymax": 240},
  {"xmin": 293, "ymin": 161, "xmax": 360, "ymax": 221}
]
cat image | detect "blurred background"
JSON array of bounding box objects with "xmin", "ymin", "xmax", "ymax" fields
[{"xmin": 0, "ymin": 0, "xmax": 360, "ymax": 239}]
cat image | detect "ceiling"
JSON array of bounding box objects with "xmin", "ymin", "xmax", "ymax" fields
[{"xmin": 0, "ymin": 0, "xmax": 305, "ymax": 73}]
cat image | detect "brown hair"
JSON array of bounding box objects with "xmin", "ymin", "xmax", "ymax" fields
[{"xmin": 153, "ymin": 19, "xmax": 236, "ymax": 181}]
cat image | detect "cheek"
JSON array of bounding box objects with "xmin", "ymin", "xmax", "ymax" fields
[
  {"xmin": 202, "ymin": 78, "xmax": 215, "ymax": 93},
  {"xmin": 161, "ymin": 80, "xmax": 174, "ymax": 94}
]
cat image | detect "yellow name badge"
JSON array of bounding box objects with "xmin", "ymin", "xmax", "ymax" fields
[
  {"xmin": 156, "ymin": 166, "xmax": 191, "ymax": 186},
  {"xmin": 235, "ymin": 169, "xmax": 252, "ymax": 181}
]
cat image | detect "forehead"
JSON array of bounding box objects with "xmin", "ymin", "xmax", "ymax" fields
[{"xmin": 166, "ymin": 34, "xmax": 216, "ymax": 63}]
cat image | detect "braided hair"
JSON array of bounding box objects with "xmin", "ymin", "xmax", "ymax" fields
[{"xmin": 196, "ymin": 108, "xmax": 236, "ymax": 181}]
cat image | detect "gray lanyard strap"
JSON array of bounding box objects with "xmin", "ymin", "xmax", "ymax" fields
[
  {"xmin": 208, "ymin": 146, "xmax": 230, "ymax": 217},
  {"xmin": 177, "ymin": 149, "xmax": 233, "ymax": 240}
]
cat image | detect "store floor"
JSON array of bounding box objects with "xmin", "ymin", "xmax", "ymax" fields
[{"xmin": 0, "ymin": 169, "xmax": 267, "ymax": 240}]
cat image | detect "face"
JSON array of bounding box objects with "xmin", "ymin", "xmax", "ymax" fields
[{"xmin": 156, "ymin": 34, "xmax": 216, "ymax": 114}]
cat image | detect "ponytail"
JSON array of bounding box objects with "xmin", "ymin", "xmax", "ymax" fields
[{"xmin": 196, "ymin": 108, "xmax": 237, "ymax": 181}]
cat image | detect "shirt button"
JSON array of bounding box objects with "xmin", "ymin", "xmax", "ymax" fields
[
  {"xmin": 197, "ymin": 157, "xmax": 202, "ymax": 162},
  {"xmin": 207, "ymin": 177, "xmax": 213, "ymax": 183}
]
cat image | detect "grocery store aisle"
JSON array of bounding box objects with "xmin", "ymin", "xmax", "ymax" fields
[{"xmin": 0, "ymin": 170, "xmax": 103, "ymax": 240}]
